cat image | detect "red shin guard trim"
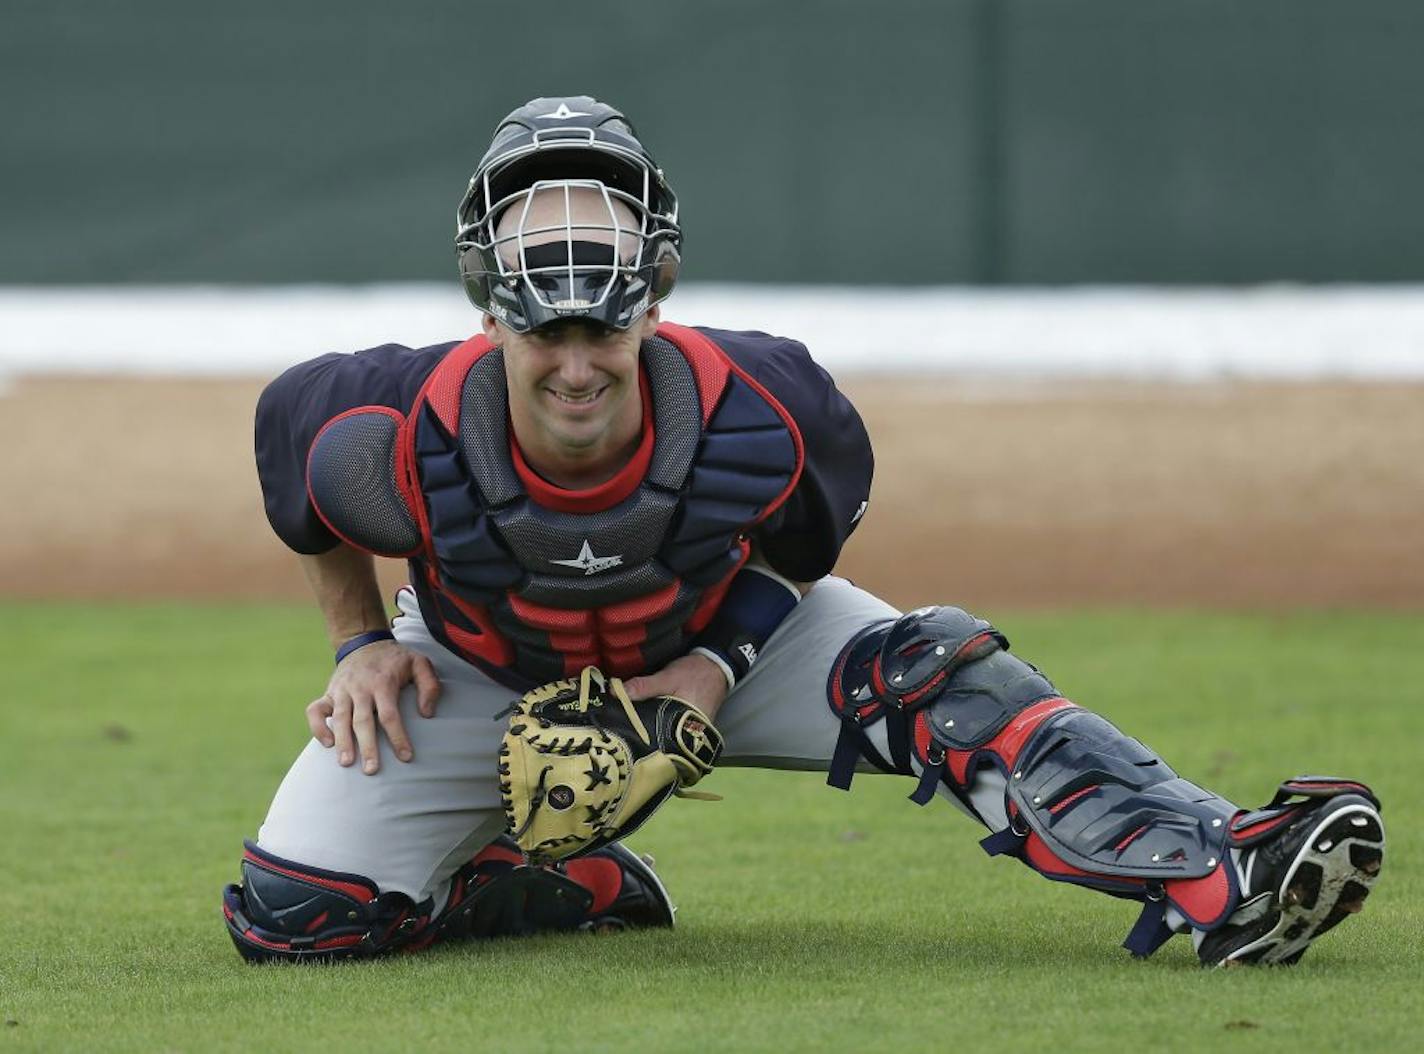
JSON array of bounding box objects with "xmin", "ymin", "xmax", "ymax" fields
[
  {"xmin": 241, "ymin": 928, "xmax": 363, "ymax": 953},
  {"xmin": 1165, "ymin": 864, "xmax": 1233, "ymax": 928},
  {"xmin": 1023, "ymin": 832, "xmax": 1093, "ymax": 879},
  {"xmin": 869, "ymin": 660, "xmax": 889, "ymax": 699},
  {"xmin": 472, "ymin": 843, "xmax": 526, "ymax": 868},
  {"xmin": 314, "ymin": 934, "xmax": 366, "ymax": 951},
  {"xmin": 563, "ymin": 857, "xmax": 622, "ymax": 915},
  {"xmin": 380, "ymin": 908, "xmax": 412, "ymax": 944},
  {"xmin": 240, "ymin": 928, "xmax": 287, "ymax": 951},
  {"xmin": 1049, "ymin": 784, "xmax": 1100, "ymax": 815},
  {"xmin": 242, "ymin": 849, "xmax": 377, "ymax": 905},
  {"xmin": 894, "ymin": 668, "xmax": 947, "ymax": 709},
  {"xmin": 888, "ymin": 632, "xmax": 999, "ymax": 710},
  {"xmin": 1281, "ymin": 778, "xmax": 1370, "ymax": 797},
  {"xmin": 1115, "ymin": 825, "xmax": 1150, "ymax": 853},
  {"xmin": 446, "ymin": 875, "xmax": 468, "ymax": 910},
  {"xmin": 945, "ymin": 697, "xmax": 1077, "ymax": 786},
  {"xmin": 1229, "ymin": 811, "xmax": 1295, "ymax": 844},
  {"xmin": 1023, "ymin": 833, "xmax": 1146, "ymax": 891},
  {"xmin": 913, "ymin": 713, "xmax": 932, "ymax": 764}
]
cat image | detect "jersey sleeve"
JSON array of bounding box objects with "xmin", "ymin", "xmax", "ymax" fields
[
  {"xmin": 254, "ymin": 342, "xmax": 454, "ymax": 554},
  {"xmin": 700, "ymin": 328, "xmax": 874, "ymax": 582}
]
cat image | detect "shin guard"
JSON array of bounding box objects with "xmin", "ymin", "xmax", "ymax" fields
[
  {"xmin": 827, "ymin": 606, "xmax": 1241, "ymax": 956},
  {"xmin": 224, "ymin": 837, "xmax": 674, "ymax": 962}
]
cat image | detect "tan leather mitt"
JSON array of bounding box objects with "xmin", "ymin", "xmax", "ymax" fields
[{"xmin": 498, "ymin": 666, "xmax": 723, "ymax": 863}]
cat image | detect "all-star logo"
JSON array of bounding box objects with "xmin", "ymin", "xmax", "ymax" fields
[
  {"xmin": 737, "ymin": 642, "xmax": 759, "ymax": 666},
  {"xmin": 550, "ymin": 540, "xmax": 624, "ymax": 576},
  {"xmin": 542, "ymin": 103, "xmax": 590, "ymax": 120},
  {"xmin": 850, "ymin": 499, "xmax": 869, "ymax": 526},
  {"xmin": 680, "ymin": 717, "xmax": 713, "ymax": 756}
]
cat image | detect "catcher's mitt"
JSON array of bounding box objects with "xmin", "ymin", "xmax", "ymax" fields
[{"xmin": 498, "ymin": 666, "xmax": 723, "ymax": 863}]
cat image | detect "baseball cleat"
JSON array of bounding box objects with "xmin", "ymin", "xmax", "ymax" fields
[
  {"xmin": 575, "ymin": 842, "xmax": 677, "ymax": 931},
  {"xmin": 1199, "ymin": 794, "xmax": 1384, "ymax": 967}
]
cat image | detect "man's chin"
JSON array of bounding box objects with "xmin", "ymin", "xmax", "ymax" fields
[{"xmin": 543, "ymin": 420, "xmax": 607, "ymax": 454}]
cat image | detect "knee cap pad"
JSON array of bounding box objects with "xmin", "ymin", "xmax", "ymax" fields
[
  {"xmin": 223, "ymin": 842, "xmax": 426, "ymax": 963},
  {"xmin": 827, "ymin": 606, "xmax": 1056, "ymax": 797},
  {"xmin": 921, "ymin": 649, "xmax": 1058, "ymax": 752}
]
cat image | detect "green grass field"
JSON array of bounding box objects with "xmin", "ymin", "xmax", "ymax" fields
[{"xmin": 2, "ymin": 603, "xmax": 1421, "ymax": 1052}]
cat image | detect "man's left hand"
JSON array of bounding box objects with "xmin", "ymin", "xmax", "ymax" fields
[{"xmin": 624, "ymin": 652, "xmax": 731, "ymax": 721}]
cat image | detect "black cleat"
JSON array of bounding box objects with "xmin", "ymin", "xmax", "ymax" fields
[
  {"xmin": 576, "ymin": 844, "xmax": 677, "ymax": 931},
  {"xmin": 1199, "ymin": 793, "xmax": 1384, "ymax": 967}
]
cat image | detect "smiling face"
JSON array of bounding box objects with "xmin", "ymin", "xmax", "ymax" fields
[{"xmin": 484, "ymin": 310, "xmax": 657, "ymax": 487}]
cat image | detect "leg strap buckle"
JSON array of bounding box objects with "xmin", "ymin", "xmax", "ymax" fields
[{"xmin": 1122, "ymin": 898, "xmax": 1176, "ymax": 958}]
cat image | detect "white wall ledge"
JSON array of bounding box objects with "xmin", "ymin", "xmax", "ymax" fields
[{"xmin": 3, "ymin": 283, "xmax": 1423, "ymax": 380}]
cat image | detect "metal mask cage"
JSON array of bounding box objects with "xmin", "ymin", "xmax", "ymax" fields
[
  {"xmin": 470, "ymin": 179, "xmax": 650, "ymax": 317},
  {"xmin": 455, "ymin": 132, "xmax": 681, "ymax": 331}
]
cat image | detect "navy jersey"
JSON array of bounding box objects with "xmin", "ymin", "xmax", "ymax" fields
[{"xmin": 255, "ymin": 326, "xmax": 872, "ymax": 582}]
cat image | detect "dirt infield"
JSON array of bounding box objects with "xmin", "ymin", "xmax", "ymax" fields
[{"xmin": 2, "ymin": 374, "xmax": 1421, "ymax": 609}]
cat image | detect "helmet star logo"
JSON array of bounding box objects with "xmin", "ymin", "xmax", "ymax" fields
[
  {"xmin": 543, "ymin": 103, "xmax": 590, "ymax": 120},
  {"xmin": 550, "ymin": 540, "xmax": 624, "ymax": 576}
]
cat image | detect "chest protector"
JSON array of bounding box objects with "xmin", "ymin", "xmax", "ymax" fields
[{"xmin": 305, "ymin": 322, "xmax": 803, "ymax": 685}]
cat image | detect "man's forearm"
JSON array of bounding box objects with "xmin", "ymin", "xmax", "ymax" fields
[{"xmin": 300, "ymin": 544, "xmax": 391, "ymax": 649}]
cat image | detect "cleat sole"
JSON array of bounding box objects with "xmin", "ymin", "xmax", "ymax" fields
[{"xmin": 1215, "ymin": 798, "xmax": 1384, "ymax": 967}]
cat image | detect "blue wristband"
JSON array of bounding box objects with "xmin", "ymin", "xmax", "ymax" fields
[
  {"xmin": 691, "ymin": 566, "xmax": 801, "ymax": 687},
  {"xmin": 335, "ymin": 629, "xmax": 395, "ymax": 665}
]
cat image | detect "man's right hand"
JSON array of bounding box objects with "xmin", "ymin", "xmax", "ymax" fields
[{"xmin": 305, "ymin": 639, "xmax": 442, "ymax": 775}]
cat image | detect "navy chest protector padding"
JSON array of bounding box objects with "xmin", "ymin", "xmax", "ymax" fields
[
  {"xmin": 442, "ymin": 337, "xmax": 704, "ymax": 609},
  {"xmin": 305, "ymin": 331, "xmax": 800, "ymax": 682}
]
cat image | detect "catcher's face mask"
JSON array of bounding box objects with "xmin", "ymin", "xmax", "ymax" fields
[
  {"xmin": 479, "ymin": 181, "xmax": 650, "ymax": 332},
  {"xmin": 457, "ymin": 137, "xmax": 681, "ymax": 333}
]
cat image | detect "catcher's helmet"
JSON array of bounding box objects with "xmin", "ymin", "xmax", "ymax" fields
[{"xmin": 456, "ymin": 96, "xmax": 681, "ymax": 332}]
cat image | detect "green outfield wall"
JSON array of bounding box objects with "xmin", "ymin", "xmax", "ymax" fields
[{"xmin": 5, "ymin": 0, "xmax": 1422, "ymax": 284}]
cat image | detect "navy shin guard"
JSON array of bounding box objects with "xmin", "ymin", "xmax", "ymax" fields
[
  {"xmin": 223, "ymin": 837, "xmax": 674, "ymax": 962},
  {"xmin": 826, "ymin": 606, "xmax": 1244, "ymax": 957}
]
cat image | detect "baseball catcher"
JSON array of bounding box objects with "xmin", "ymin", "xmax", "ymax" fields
[{"xmin": 223, "ymin": 94, "xmax": 1383, "ymax": 967}]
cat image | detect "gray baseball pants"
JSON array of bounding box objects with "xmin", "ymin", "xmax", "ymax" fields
[{"xmin": 257, "ymin": 576, "xmax": 993, "ymax": 904}]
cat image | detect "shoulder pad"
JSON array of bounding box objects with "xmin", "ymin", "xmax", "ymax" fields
[{"xmin": 307, "ymin": 407, "xmax": 422, "ymax": 557}]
